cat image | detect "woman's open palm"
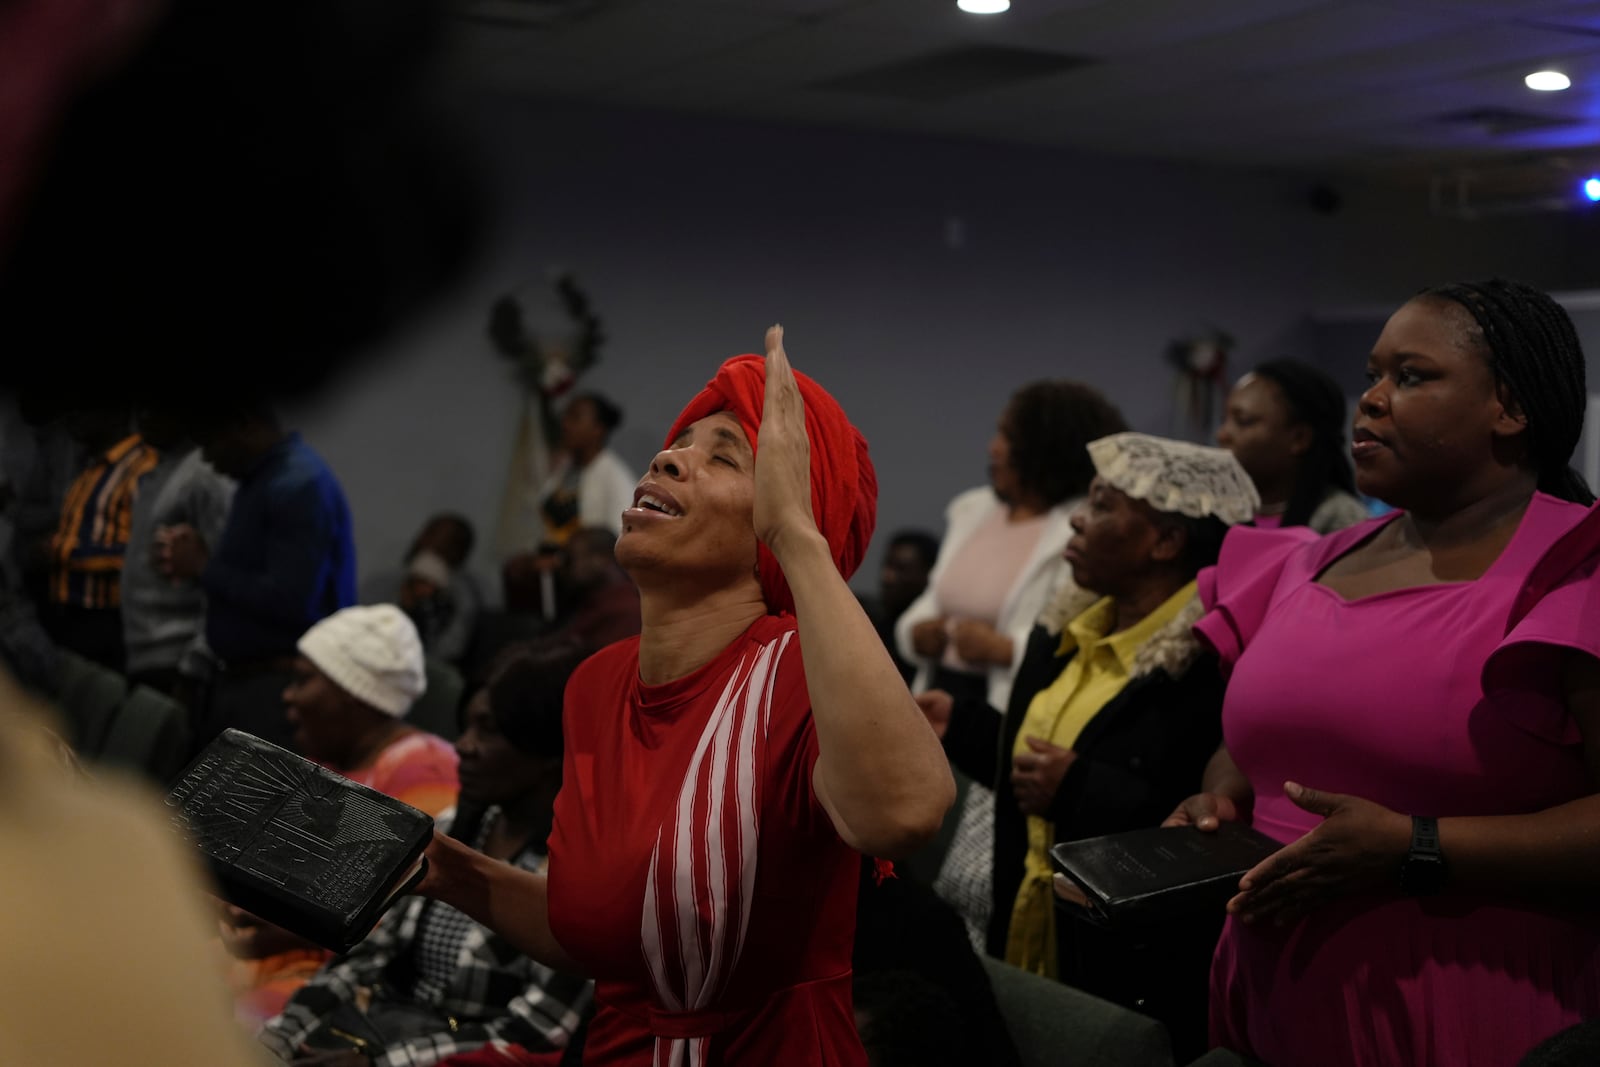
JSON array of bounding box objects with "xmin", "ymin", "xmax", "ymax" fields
[{"xmin": 752, "ymin": 325, "xmax": 819, "ymax": 551}]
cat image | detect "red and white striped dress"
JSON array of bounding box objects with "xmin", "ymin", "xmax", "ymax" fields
[{"xmin": 548, "ymin": 615, "xmax": 867, "ymax": 1067}]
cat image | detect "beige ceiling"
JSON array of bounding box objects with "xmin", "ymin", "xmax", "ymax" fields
[{"xmin": 445, "ymin": 0, "xmax": 1600, "ymax": 176}]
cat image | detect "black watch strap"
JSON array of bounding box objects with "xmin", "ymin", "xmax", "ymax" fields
[{"xmin": 1399, "ymin": 815, "xmax": 1447, "ymax": 896}]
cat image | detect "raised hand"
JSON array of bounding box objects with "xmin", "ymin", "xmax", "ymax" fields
[
  {"xmin": 751, "ymin": 325, "xmax": 820, "ymax": 556},
  {"xmin": 1226, "ymin": 781, "xmax": 1410, "ymax": 927}
]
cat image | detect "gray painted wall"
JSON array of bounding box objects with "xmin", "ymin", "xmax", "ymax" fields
[{"xmin": 282, "ymin": 99, "xmax": 1600, "ymax": 598}]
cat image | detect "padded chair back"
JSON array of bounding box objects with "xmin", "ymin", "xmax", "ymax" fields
[
  {"xmin": 52, "ymin": 650, "xmax": 129, "ymax": 755},
  {"xmin": 982, "ymin": 956, "xmax": 1174, "ymax": 1067},
  {"xmin": 99, "ymin": 684, "xmax": 192, "ymax": 785},
  {"xmin": 407, "ymin": 658, "xmax": 465, "ymax": 741}
]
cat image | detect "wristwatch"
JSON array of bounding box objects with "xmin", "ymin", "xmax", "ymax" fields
[{"xmin": 1398, "ymin": 815, "xmax": 1448, "ymax": 896}]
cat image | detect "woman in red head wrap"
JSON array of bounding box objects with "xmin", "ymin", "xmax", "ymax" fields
[{"xmin": 419, "ymin": 327, "xmax": 955, "ymax": 1066}]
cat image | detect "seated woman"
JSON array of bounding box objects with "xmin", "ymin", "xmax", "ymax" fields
[
  {"xmin": 283, "ymin": 603, "xmax": 460, "ymax": 811},
  {"xmin": 225, "ymin": 603, "xmax": 461, "ymax": 1028},
  {"xmin": 1216, "ymin": 357, "xmax": 1368, "ymax": 532},
  {"xmin": 259, "ymin": 643, "xmax": 593, "ymax": 1067},
  {"xmin": 917, "ymin": 432, "xmax": 1256, "ymax": 1057}
]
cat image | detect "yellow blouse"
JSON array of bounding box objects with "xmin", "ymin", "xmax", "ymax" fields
[{"xmin": 1005, "ymin": 581, "xmax": 1197, "ymax": 977}]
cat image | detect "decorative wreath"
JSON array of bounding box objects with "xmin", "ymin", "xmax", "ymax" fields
[
  {"xmin": 1165, "ymin": 326, "xmax": 1234, "ymax": 440},
  {"xmin": 487, "ymin": 272, "xmax": 606, "ymax": 398},
  {"xmin": 1164, "ymin": 326, "xmax": 1233, "ymax": 381}
]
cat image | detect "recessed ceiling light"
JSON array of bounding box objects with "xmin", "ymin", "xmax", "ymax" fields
[
  {"xmin": 957, "ymin": 0, "xmax": 1010, "ymax": 13},
  {"xmin": 1525, "ymin": 70, "xmax": 1571, "ymax": 91}
]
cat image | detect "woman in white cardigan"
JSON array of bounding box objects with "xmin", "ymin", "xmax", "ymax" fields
[
  {"xmin": 896, "ymin": 380, "xmax": 1127, "ymax": 947},
  {"xmin": 896, "ymin": 486, "xmax": 1073, "ymax": 713}
]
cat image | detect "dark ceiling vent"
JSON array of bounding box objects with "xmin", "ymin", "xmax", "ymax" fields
[
  {"xmin": 810, "ymin": 46, "xmax": 1095, "ymax": 103},
  {"xmin": 1435, "ymin": 107, "xmax": 1581, "ymax": 137}
]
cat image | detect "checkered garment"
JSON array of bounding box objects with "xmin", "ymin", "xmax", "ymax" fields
[
  {"xmin": 259, "ymin": 808, "xmax": 592, "ymax": 1066},
  {"xmin": 931, "ymin": 782, "xmax": 997, "ymax": 954}
]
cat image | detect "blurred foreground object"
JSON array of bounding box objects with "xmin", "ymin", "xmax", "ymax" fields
[{"xmin": 0, "ymin": 0, "xmax": 483, "ymax": 410}]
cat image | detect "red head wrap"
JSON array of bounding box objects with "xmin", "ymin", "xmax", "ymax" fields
[{"xmin": 665, "ymin": 353, "xmax": 877, "ymax": 615}]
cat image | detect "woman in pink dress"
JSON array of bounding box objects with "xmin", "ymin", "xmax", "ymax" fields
[
  {"xmin": 1168, "ymin": 279, "xmax": 1600, "ymax": 1066},
  {"xmin": 417, "ymin": 327, "xmax": 955, "ymax": 1066}
]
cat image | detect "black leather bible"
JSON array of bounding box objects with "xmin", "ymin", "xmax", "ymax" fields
[
  {"xmin": 1050, "ymin": 823, "xmax": 1283, "ymax": 928},
  {"xmin": 166, "ymin": 729, "xmax": 434, "ymax": 953}
]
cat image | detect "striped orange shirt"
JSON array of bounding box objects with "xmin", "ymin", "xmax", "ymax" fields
[{"xmin": 49, "ymin": 434, "xmax": 160, "ymax": 609}]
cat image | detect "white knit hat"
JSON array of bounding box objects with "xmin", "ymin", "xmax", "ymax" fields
[
  {"xmin": 297, "ymin": 604, "xmax": 427, "ymax": 717},
  {"xmin": 1087, "ymin": 432, "xmax": 1260, "ymax": 526}
]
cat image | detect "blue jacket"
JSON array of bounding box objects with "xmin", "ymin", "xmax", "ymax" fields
[{"xmin": 203, "ymin": 434, "xmax": 356, "ymax": 663}]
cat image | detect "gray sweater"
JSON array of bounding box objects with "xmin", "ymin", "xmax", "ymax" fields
[{"xmin": 121, "ymin": 448, "xmax": 234, "ymax": 676}]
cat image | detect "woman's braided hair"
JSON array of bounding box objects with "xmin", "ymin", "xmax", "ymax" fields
[{"xmin": 1420, "ymin": 279, "xmax": 1594, "ymax": 505}]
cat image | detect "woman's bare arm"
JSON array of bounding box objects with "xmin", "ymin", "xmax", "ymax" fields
[{"xmin": 753, "ymin": 327, "xmax": 955, "ymax": 859}]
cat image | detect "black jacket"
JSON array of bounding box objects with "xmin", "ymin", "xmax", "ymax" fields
[{"xmin": 941, "ymin": 591, "xmax": 1225, "ymax": 1058}]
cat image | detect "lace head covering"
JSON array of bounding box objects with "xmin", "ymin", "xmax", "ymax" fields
[{"xmin": 1087, "ymin": 432, "xmax": 1259, "ymax": 525}]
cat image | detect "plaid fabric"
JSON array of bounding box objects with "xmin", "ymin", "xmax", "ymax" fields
[
  {"xmin": 259, "ymin": 808, "xmax": 592, "ymax": 1067},
  {"xmin": 932, "ymin": 782, "xmax": 997, "ymax": 953},
  {"xmin": 412, "ymin": 899, "xmax": 478, "ymax": 1007}
]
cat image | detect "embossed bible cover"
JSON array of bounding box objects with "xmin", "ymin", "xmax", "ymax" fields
[
  {"xmin": 166, "ymin": 729, "xmax": 433, "ymax": 952},
  {"xmin": 1050, "ymin": 823, "xmax": 1283, "ymax": 928}
]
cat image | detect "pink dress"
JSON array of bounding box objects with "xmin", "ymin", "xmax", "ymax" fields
[{"xmin": 1194, "ymin": 492, "xmax": 1600, "ymax": 1067}]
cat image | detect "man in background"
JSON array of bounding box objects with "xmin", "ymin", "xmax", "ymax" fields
[
  {"xmin": 160, "ymin": 404, "xmax": 356, "ymax": 752},
  {"xmin": 123, "ymin": 407, "xmax": 234, "ymax": 696},
  {"xmin": 40, "ymin": 407, "xmax": 157, "ymax": 672}
]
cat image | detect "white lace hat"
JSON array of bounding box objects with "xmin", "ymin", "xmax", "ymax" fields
[{"xmin": 1086, "ymin": 432, "xmax": 1259, "ymax": 526}]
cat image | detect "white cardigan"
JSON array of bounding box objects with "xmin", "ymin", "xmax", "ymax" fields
[{"xmin": 895, "ymin": 486, "xmax": 1079, "ymax": 711}]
